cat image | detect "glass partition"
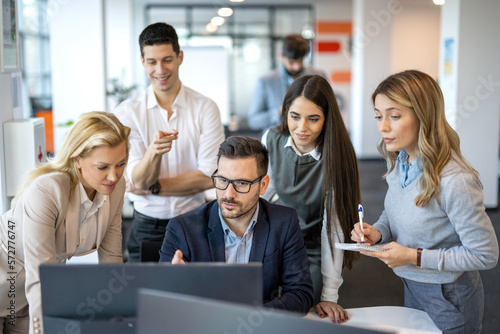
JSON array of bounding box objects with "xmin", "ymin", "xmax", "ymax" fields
[{"xmin": 146, "ymin": 4, "xmax": 315, "ymax": 130}]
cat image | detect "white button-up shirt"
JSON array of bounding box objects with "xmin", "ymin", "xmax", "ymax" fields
[
  {"xmin": 115, "ymin": 84, "xmax": 225, "ymax": 218},
  {"xmin": 75, "ymin": 183, "xmax": 105, "ymax": 255}
]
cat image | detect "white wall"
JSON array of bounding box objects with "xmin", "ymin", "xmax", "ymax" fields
[
  {"xmin": 181, "ymin": 46, "xmax": 230, "ymax": 125},
  {"xmin": 0, "ymin": 73, "xmax": 15, "ymax": 212},
  {"xmin": 132, "ymin": 2, "xmax": 148, "ymax": 89},
  {"xmin": 351, "ymin": 0, "xmax": 394, "ymax": 158},
  {"xmin": 50, "ymin": 0, "xmax": 136, "ymax": 151},
  {"xmin": 105, "ymin": 0, "xmax": 135, "ymax": 111},
  {"xmin": 438, "ymin": 0, "xmax": 459, "ymax": 130},
  {"xmin": 50, "ymin": 0, "xmax": 106, "ymax": 151},
  {"xmin": 391, "ymin": 1, "xmax": 440, "ymax": 78},
  {"xmin": 351, "ymin": 0, "xmax": 441, "ymax": 158},
  {"xmin": 439, "ymin": 0, "xmax": 500, "ymax": 207}
]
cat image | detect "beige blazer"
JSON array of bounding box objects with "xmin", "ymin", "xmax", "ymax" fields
[{"xmin": 0, "ymin": 172, "xmax": 125, "ymax": 334}]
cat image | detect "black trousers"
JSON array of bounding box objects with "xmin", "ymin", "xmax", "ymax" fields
[{"xmin": 126, "ymin": 210, "xmax": 170, "ymax": 262}]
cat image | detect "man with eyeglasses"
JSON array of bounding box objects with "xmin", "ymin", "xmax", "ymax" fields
[{"xmin": 159, "ymin": 136, "xmax": 314, "ymax": 314}]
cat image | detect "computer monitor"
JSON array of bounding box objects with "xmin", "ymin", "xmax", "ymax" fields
[
  {"xmin": 136, "ymin": 289, "xmax": 392, "ymax": 334},
  {"xmin": 39, "ymin": 263, "xmax": 262, "ymax": 334}
]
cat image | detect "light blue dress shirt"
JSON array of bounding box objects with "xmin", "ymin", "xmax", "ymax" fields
[
  {"xmin": 398, "ymin": 150, "xmax": 423, "ymax": 188},
  {"xmin": 218, "ymin": 203, "xmax": 259, "ymax": 263},
  {"xmin": 247, "ymin": 65, "xmax": 327, "ymax": 131},
  {"xmin": 281, "ymin": 64, "xmax": 296, "ymax": 87}
]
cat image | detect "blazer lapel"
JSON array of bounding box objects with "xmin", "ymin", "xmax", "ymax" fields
[
  {"xmin": 207, "ymin": 203, "xmax": 226, "ymax": 262},
  {"xmin": 65, "ymin": 188, "xmax": 81, "ymax": 259},
  {"xmin": 249, "ymin": 201, "xmax": 269, "ymax": 262},
  {"xmin": 95, "ymin": 196, "xmax": 110, "ymax": 249}
]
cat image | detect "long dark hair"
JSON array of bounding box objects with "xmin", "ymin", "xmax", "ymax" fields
[{"xmin": 280, "ymin": 75, "xmax": 361, "ymax": 269}]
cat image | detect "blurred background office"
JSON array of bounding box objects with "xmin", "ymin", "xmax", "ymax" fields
[{"xmin": 5, "ymin": 0, "xmax": 499, "ymax": 210}]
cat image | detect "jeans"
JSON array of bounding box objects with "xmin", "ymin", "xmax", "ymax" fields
[
  {"xmin": 402, "ymin": 271, "xmax": 484, "ymax": 334},
  {"xmin": 126, "ymin": 210, "xmax": 170, "ymax": 262}
]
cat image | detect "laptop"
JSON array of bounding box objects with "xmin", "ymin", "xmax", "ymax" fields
[
  {"xmin": 39, "ymin": 263, "xmax": 262, "ymax": 333},
  {"xmin": 136, "ymin": 289, "xmax": 392, "ymax": 334}
]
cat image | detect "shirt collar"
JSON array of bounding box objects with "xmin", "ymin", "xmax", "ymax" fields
[
  {"xmin": 397, "ymin": 150, "xmax": 421, "ymax": 169},
  {"xmin": 218, "ymin": 202, "xmax": 259, "ymax": 237},
  {"xmin": 146, "ymin": 83, "xmax": 186, "ymax": 111},
  {"xmin": 78, "ymin": 182, "xmax": 106, "ymax": 213},
  {"xmin": 397, "ymin": 150, "xmax": 408, "ymax": 163},
  {"xmin": 284, "ymin": 136, "xmax": 321, "ymax": 160},
  {"xmin": 280, "ymin": 64, "xmax": 304, "ymax": 84}
]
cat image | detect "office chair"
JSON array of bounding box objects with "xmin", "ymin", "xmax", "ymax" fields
[{"xmin": 140, "ymin": 238, "xmax": 164, "ymax": 262}]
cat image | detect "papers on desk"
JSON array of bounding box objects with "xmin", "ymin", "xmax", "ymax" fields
[{"xmin": 335, "ymin": 243, "xmax": 386, "ymax": 252}]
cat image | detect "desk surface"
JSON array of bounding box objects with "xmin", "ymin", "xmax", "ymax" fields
[{"xmin": 306, "ymin": 306, "xmax": 441, "ymax": 334}]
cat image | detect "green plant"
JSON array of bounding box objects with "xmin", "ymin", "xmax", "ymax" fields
[
  {"xmin": 107, "ymin": 78, "xmax": 138, "ymax": 104},
  {"xmin": 56, "ymin": 120, "xmax": 74, "ymax": 127}
]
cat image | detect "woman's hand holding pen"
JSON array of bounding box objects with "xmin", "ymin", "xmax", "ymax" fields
[
  {"xmin": 351, "ymin": 222, "xmax": 381, "ymax": 245},
  {"xmin": 360, "ymin": 242, "xmax": 417, "ymax": 269},
  {"xmin": 351, "ymin": 224, "xmax": 417, "ymax": 268},
  {"xmin": 313, "ymin": 301, "xmax": 349, "ymax": 324}
]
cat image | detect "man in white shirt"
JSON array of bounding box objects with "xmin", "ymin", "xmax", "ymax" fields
[{"xmin": 115, "ymin": 22, "xmax": 225, "ymax": 262}]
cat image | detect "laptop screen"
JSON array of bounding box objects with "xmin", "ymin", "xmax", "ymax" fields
[
  {"xmin": 39, "ymin": 262, "xmax": 263, "ymax": 320},
  {"xmin": 136, "ymin": 289, "xmax": 391, "ymax": 334}
]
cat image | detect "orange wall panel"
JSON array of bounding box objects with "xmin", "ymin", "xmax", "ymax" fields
[
  {"xmin": 35, "ymin": 110, "xmax": 54, "ymax": 154},
  {"xmin": 317, "ymin": 21, "xmax": 352, "ymax": 34}
]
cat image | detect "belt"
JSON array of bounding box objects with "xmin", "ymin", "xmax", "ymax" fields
[{"xmin": 133, "ymin": 210, "xmax": 171, "ymax": 229}]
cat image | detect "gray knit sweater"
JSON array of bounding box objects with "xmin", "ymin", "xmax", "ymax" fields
[
  {"xmin": 374, "ymin": 157, "xmax": 499, "ymax": 284},
  {"xmin": 266, "ymin": 128, "xmax": 323, "ymax": 250}
]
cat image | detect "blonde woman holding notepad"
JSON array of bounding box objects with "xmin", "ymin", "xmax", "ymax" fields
[{"xmin": 352, "ymin": 70, "xmax": 498, "ymax": 334}]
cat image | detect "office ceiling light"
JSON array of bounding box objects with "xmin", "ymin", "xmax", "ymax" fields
[
  {"xmin": 218, "ymin": 8, "xmax": 233, "ymax": 17},
  {"xmin": 211, "ymin": 16, "xmax": 225, "ymax": 26},
  {"xmin": 206, "ymin": 23, "xmax": 218, "ymax": 33},
  {"xmin": 302, "ymin": 29, "xmax": 315, "ymax": 40},
  {"xmin": 433, "ymin": 0, "xmax": 445, "ymax": 4},
  {"xmin": 230, "ymin": 0, "xmax": 245, "ymax": 2}
]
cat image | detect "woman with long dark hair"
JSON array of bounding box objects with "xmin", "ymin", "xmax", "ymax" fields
[{"xmin": 262, "ymin": 75, "xmax": 361, "ymax": 323}]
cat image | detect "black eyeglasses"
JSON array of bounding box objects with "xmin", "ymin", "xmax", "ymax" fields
[{"xmin": 211, "ymin": 169, "xmax": 263, "ymax": 193}]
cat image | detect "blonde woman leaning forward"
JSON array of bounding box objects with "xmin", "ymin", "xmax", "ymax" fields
[
  {"xmin": 0, "ymin": 112, "xmax": 130, "ymax": 334},
  {"xmin": 352, "ymin": 70, "xmax": 498, "ymax": 334}
]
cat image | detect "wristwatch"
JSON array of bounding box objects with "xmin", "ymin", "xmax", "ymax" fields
[
  {"xmin": 149, "ymin": 180, "xmax": 161, "ymax": 195},
  {"xmin": 416, "ymin": 248, "xmax": 423, "ymax": 268}
]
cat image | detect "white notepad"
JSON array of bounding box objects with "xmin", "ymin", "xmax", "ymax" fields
[{"xmin": 335, "ymin": 243, "xmax": 387, "ymax": 252}]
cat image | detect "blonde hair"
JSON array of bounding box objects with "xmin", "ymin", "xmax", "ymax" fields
[
  {"xmin": 372, "ymin": 70, "xmax": 481, "ymax": 207},
  {"xmin": 15, "ymin": 111, "xmax": 130, "ymax": 200}
]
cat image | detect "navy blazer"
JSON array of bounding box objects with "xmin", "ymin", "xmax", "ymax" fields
[{"xmin": 159, "ymin": 198, "xmax": 314, "ymax": 314}]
